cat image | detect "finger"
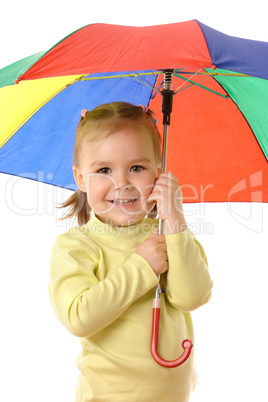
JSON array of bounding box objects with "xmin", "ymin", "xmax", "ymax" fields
[
  {"xmin": 148, "ymin": 233, "xmax": 166, "ymax": 245},
  {"xmin": 147, "ymin": 191, "xmax": 164, "ymax": 203},
  {"xmin": 154, "ymin": 233, "xmax": 166, "ymax": 243},
  {"xmin": 146, "ymin": 229, "xmax": 161, "ymax": 240},
  {"xmin": 158, "ymin": 172, "xmax": 178, "ymax": 183},
  {"xmin": 151, "ymin": 228, "xmax": 159, "ymax": 235}
]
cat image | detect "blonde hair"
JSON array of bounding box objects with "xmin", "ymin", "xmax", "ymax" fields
[{"xmin": 59, "ymin": 102, "xmax": 162, "ymax": 226}]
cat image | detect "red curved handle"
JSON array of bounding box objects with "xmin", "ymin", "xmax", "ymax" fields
[{"xmin": 151, "ymin": 299, "xmax": 193, "ymax": 368}]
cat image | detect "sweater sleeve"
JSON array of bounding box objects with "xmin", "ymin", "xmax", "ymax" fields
[
  {"xmin": 164, "ymin": 229, "xmax": 213, "ymax": 312},
  {"xmin": 48, "ymin": 232, "xmax": 158, "ymax": 338}
]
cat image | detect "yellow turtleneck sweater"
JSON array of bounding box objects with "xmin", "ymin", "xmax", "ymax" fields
[{"xmin": 49, "ymin": 215, "xmax": 213, "ymax": 401}]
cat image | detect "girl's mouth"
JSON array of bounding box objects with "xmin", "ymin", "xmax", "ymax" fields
[{"xmin": 108, "ymin": 198, "xmax": 139, "ymax": 206}]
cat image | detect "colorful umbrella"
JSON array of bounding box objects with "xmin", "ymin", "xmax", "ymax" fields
[
  {"xmin": 0, "ymin": 20, "xmax": 267, "ymax": 203},
  {"xmin": 0, "ymin": 20, "xmax": 267, "ymax": 366}
]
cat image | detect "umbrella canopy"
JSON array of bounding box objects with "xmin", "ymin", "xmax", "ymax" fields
[{"xmin": 0, "ymin": 20, "xmax": 267, "ymax": 202}]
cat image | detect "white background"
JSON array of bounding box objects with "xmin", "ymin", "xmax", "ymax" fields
[{"xmin": 1, "ymin": 1, "xmax": 268, "ymax": 401}]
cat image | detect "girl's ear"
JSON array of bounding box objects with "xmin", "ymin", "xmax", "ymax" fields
[{"xmin": 73, "ymin": 165, "xmax": 86, "ymax": 192}]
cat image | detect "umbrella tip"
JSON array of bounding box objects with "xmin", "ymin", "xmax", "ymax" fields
[{"xmin": 14, "ymin": 77, "xmax": 22, "ymax": 84}]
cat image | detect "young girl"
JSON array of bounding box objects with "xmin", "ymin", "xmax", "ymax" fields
[{"xmin": 48, "ymin": 102, "xmax": 213, "ymax": 401}]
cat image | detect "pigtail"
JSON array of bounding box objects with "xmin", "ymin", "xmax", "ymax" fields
[{"xmin": 58, "ymin": 190, "xmax": 91, "ymax": 226}]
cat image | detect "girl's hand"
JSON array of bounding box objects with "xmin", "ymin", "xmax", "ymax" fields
[
  {"xmin": 148, "ymin": 172, "xmax": 188, "ymax": 234},
  {"xmin": 135, "ymin": 231, "xmax": 168, "ymax": 276}
]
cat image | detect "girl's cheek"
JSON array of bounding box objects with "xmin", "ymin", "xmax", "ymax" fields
[{"xmin": 87, "ymin": 175, "xmax": 110, "ymax": 190}]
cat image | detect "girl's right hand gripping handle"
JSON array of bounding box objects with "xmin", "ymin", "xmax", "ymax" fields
[{"xmin": 151, "ymin": 298, "xmax": 193, "ymax": 368}]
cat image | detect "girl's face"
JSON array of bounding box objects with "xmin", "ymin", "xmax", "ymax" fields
[{"xmin": 73, "ymin": 127, "xmax": 161, "ymax": 227}]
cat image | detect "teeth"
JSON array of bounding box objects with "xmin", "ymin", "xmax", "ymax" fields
[{"xmin": 113, "ymin": 199, "xmax": 137, "ymax": 205}]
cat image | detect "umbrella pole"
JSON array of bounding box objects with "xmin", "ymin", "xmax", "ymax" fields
[
  {"xmin": 157, "ymin": 69, "xmax": 174, "ymax": 297},
  {"xmin": 157, "ymin": 69, "xmax": 174, "ymax": 236},
  {"xmin": 151, "ymin": 70, "xmax": 193, "ymax": 368}
]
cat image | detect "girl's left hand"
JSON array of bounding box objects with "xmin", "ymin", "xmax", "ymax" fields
[{"xmin": 148, "ymin": 172, "xmax": 188, "ymax": 234}]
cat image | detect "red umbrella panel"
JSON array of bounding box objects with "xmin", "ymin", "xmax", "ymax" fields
[{"xmin": 150, "ymin": 70, "xmax": 267, "ymax": 203}]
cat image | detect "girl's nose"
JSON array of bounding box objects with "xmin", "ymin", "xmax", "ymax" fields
[{"xmin": 113, "ymin": 173, "xmax": 132, "ymax": 190}]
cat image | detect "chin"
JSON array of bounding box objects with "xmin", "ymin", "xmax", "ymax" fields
[{"xmin": 100, "ymin": 213, "xmax": 146, "ymax": 227}]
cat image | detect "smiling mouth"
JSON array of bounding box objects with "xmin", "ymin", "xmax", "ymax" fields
[{"xmin": 108, "ymin": 198, "xmax": 139, "ymax": 205}]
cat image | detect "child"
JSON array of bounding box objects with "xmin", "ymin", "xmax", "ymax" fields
[{"xmin": 48, "ymin": 102, "xmax": 213, "ymax": 402}]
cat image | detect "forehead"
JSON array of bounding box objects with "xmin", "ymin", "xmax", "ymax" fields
[{"xmin": 81, "ymin": 127, "xmax": 156, "ymax": 161}]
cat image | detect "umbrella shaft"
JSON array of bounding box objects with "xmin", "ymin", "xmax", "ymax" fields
[
  {"xmin": 161, "ymin": 124, "xmax": 169, "ymax": 173},
  {"xmin": 156, "ymin": 70, "xmax": 174, "ymax": 291},
  {"xmin": 158, "ymin": 123, "xmax": 168, "ymax": 238}
]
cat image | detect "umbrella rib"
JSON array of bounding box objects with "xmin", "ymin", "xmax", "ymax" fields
[
  {"xmin": 82, "ymin": 71, "xmax": 161, "ymax": 99},
  {"xmin": 81, "ymin": 71, "xmax": 161, "ymax": 82},
  {"xmin": 149, "ymin": 70, "xmax": 164, "ymax": 91},
  {"xmin": 174, "ymin": 68, "xmax": 203, "ymax": 91},
  {"xmin": 81, "ymin": 71, "xmax": 160, "ymax": 96},
  {"xmin": 174, "ymin": 72, "xmax": 229, "ymax": 99},
  {"xmin": 131, "ymin": 71, "xmax": 157, "ymax": 91},
  {"xmin": 175, "ymin": 75, "xmax": 213, "ymax": 93},
  {"xmin": 185, "ymin": 71, "xmax": 250, "ymax": 77}
]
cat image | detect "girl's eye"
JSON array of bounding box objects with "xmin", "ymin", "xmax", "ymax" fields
[
  {"xmin": 97, "ymin": 167, "xmax": 111, "ymax": 174},
  {"xmin": 131, "ymin": 165, "xmax": 144, "ymax": 172}
]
